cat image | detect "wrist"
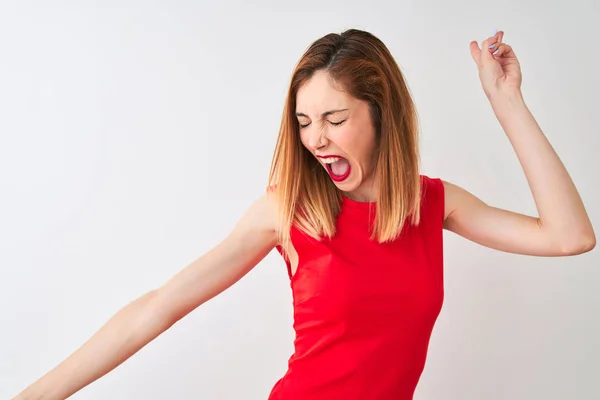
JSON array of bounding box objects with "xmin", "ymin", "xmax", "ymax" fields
[
  {"xmin": 488, "ymin": 87, "xmax": 524, "ymax": 107},
  {"xmin": 488, "ymin": 88, "xmax": 527, "ymax": 118}
]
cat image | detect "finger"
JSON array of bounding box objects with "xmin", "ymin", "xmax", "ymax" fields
[
  {"xmin": 471, "ymin": 31, "xmax": 503, "ymax": 66},
  {"xmin": 492, "ymin": 43, "xmax": 506, "ymax": 57},
  {"xmin": 481, "ymin": 36, "xmax": 498, "ymax": 62},
  {"xmin": 488, "ymin": 30, "xmax": 501, "ymax": 45},
  {"xmin": 498, "ymin": 43, "xmax": 515, "ymax": 58},
  {"xmin": 493, "ymin": 31, "xmax": 505, "ymax": 53},
  {"xmin": 469, "ymin": 40, "xmax": 482, "ymax": 66}
]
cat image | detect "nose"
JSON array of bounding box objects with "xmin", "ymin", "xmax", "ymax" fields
[{"xmin": 306, "ymin": 126, "xmax": 329, "ymax": 152}]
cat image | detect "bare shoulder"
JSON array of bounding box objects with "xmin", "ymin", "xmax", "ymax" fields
[
  {"xmin": 230, "ymin": 188, "xmax": 281, "ymax": 244},
  {"xmin": 441, "ymin": 179, "xmax": 464, "ymax": 222},
  {"xmin": 441, "ymin": 178, "xmax": 491, "ymax": 219},
  {"xmin": 150, "ymin": 190, "xmax": 282, "ymax": 323}
]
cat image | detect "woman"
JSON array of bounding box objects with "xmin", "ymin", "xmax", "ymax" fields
[{"xmin": 13, "ymin": 29, "xmax": 595, "ymax": 400}]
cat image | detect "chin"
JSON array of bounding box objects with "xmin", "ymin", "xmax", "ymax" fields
[{"xmin": 334, "ymin": 175, "xmax": 362, "ymax": 192}]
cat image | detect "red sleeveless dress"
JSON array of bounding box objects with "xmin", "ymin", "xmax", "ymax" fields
[{"xmin": 268, "ymin": 175, "xmax": 445, "ymax": 400}]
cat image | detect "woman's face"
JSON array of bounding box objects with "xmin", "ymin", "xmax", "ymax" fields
[{"xmin": 295, "ymin": 70, "xmax": 378, "ymax": 202}]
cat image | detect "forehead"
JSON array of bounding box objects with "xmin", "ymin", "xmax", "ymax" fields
[{"xmin": 296, "ymin": 70, "xmax": 354, "ymax": 115}]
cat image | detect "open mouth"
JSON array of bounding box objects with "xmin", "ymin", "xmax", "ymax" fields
[{"xmin": 321, "ymin": 156, "xmax": 351, "ymax": 182}]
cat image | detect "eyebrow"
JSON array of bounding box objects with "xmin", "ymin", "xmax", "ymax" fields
[{"xmin": 295, "ymin": 108, "xmax": 348, "ymax": 118}]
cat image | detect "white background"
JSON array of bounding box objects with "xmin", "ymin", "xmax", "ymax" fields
[{"xmin": 1, "ymin": 1, "xmax": 598, "ymax": 399}]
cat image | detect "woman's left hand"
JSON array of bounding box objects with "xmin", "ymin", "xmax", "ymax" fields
[{"xmin": 470, "ymin": 30, "xmax": 522, "ymax": 98}]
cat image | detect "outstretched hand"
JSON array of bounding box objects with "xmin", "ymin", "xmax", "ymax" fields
[{"xmin": 470, "ymin": 30, "xmax": 522, "ymax": 98}]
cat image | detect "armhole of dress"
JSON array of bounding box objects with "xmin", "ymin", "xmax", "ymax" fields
[
  {"xmin": 421, "ymin": 176, "xmax": 445, "ymax": 227},
  {"xmin": 267, "ymin": 184, "xmax": 294, "ymax": 280},
  {"xmin": 275, "ymin": 244, "xmax": 293, "ymax": 280},
  {"xmin": 435, "ymin": 177, "xmax": 445, "ymax": 225}
]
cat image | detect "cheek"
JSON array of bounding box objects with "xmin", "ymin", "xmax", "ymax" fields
[
  {"xmin": 336, "ymin": 128, "xmax": 375, "ymax": 164},
  {"xmin": 332, "ymin": 127, "xmax": 357, "ymax": 151},
  {"xmin": 298, "ymin": 130, "xmax": 310, "ymax": 150}
]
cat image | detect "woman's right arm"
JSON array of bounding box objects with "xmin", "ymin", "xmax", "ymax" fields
[{"xmin": 13, "ymin": 192, "xmax": 280, "ymax": 400}]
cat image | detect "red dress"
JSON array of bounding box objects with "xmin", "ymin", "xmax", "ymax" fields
[{"xmin": 268, "ymin": 175, "xmax": 445, "ymax": 400}]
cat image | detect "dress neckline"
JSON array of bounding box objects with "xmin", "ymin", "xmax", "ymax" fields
[{"xmin": 341, "ymin": 195, "xmax": 377, "ymax": 210}]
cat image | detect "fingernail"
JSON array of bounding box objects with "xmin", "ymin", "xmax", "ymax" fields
[{"xmin": 493, "ymin": 49, "xmax": 499, "ymax": 55}]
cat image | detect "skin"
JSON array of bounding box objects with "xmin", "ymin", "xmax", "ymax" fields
[
  {"xmin": 13, "ymin": 31, "xmax": 595, "ymax": 400},
  {"xmin": 295, "ymin": 70, "xmax": 378, "ymax": 202}
]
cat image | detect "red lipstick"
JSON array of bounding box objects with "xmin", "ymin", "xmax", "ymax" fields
[{"xmin": 317, "ymin": 155, "xmax": 351, "ymax": 182}]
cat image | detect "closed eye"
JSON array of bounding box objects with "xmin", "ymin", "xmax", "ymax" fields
[{"xmin": 299, "ymin": 120, "xmax": 346, "ymax": 129}]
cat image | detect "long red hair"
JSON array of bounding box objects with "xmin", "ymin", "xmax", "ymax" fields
[{"xmin": 268, "ymin": 29, "xmax": 422, "ymax": 248}]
